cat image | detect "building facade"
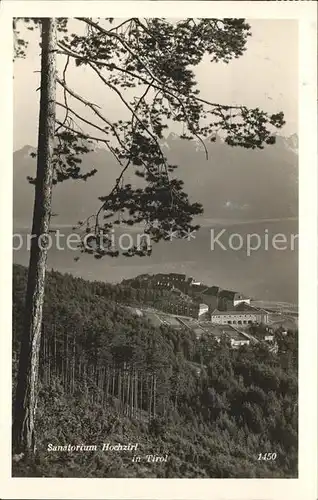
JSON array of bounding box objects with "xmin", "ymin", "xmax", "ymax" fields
[
  {"xmin": 211, "ymin": 309, "xmax": 269, "ymax": 326},
  {"xmin": 198, "ymin": 303, "xmax": 209, "ymax": 318}
]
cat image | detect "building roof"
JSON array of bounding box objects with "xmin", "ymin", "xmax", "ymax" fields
[
  {"xmin": 234, "ymin": 303, "xmax": 256, "ymax": 312},
  {"xmin": 203, "ymin": 286, "xmax": 219, "ymax": 296},
  {"xmin": 218, "ymin": 289, "xmax": 236, "ymax": 300},
  {"xmin": 190, "ymin": 284, "xmax": 209, "ymax": 293}
]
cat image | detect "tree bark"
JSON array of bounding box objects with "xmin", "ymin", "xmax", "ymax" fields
[
  {"xmin": 12, "ymin": 18, "xmax": 57, "ymax": 454},
  {"xmin": 153, "ymin": 374, "xmax": 156, "ymax": 418},
  {"xmin": 149, "ymin": 373, "xmax": 153, "ymax": 419}
]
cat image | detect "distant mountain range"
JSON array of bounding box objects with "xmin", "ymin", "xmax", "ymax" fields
[{"xmin": 13, "ymin": 132, "xmax": 298, "ymax": 228}]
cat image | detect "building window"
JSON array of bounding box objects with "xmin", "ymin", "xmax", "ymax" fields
[
  {"xmin": 238, "ymin": 320, "xmax": 242, "ymax": 325},
  {"xmin": 228, "ymin": 321, "xmax": 231, "ymax": 324}
]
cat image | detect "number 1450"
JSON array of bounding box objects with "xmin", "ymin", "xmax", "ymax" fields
[{"xmin": 258, "ymin": 452, "xmax": 277, "ymax": 461}]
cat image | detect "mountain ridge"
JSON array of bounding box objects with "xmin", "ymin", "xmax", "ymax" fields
[{"xmin": 13, "ymin": 133, "xmax": 298, "ymax": 227}]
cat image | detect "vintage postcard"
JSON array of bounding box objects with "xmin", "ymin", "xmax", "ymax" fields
[{"xmin": 0, "ymin": 1, "xmax": 317, "ymax": 499}]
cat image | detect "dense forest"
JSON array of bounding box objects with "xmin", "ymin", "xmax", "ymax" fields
[{"xmin": 12, "ymin": 264, "xmax": 298, "ymax": 478}]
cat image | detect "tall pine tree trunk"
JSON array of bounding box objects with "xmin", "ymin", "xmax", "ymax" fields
[{"xmin": 12, "ymin": 18, "xmax": 57, "ymax": 454}]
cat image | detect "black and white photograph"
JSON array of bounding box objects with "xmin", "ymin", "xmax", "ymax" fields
[{"xmin": 0, "ymin": 0, "xmax": 317, "ymax": 497}]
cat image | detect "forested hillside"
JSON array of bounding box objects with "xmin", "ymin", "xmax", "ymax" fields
[{"xmin": 12, "ymin": 264, "xmax": 298, "ymax": 478}]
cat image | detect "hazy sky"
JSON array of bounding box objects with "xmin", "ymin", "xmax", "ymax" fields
[{"xmin": 13, "ymin": 19, "xmax": 298, "ymax": 150}]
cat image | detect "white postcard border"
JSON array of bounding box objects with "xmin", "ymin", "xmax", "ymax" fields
[{"xmin": 0, "ymin": 2, "xmax": 317, "ymax": 499}]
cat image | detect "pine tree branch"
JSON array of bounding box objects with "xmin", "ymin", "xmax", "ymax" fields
[
  {"xmin": 76, "ymin": 17, "xmax": 160, "ymax": 86},
  {"xmin": 56, "ymin": 79, "xmax": 161, "ymax": 180},
  {"xmin": 55, "ymin": 120, "xmax": 109, "ymax": 147},
  {"xmin": 85, "ymin": 60, "xmax": 171, "ymax": 178},
  {"xmin": 56, "ymin": 77, "xmax": 126, "ymax": 152},
  {"xmin": 56, "ymin": 80, "xmax": 170, "ymax": 233},
  {"xmin": 55, "ymin": 55, "xmax": 70, "ymax": 135},
  {"xmin": 56, "ymin": 75, "xmax": 166, "ymax": 202},
  {"xmin": 56, "ymin": 102, "xmax": 112, "ymax": 146},
  {"xmin": 58, "ymin": 40, "xmax": 243, "ymax": 116},
  {"xmin": 56, "ymin": 42, "xmax": 212, "ymax": 160},
  {"xmin": 108, "ymin": 18, "xmax": 135, "ymax": 33},
  {"xmin": 75, "ymin": 17, "xmax": 246, "ymax": 115}
]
